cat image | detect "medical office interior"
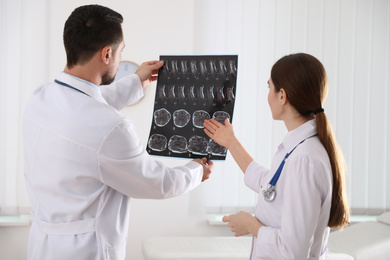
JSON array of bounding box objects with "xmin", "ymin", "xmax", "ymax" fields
[{"xmin": 1, "ymin": 0, "xmax": 389, "ymax": 259}]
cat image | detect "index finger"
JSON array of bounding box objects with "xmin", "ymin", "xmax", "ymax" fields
[
  {"xmin": 203, "ymin": 120, "xmax": 217, "ymax": 131},
  {"xmin": 222, "ymin": 215, "xmax": 231, "ymax": 222},
  {"xmin": 209, "ymin": 118, "xmax": 224, "ymax": 127},
  {"xmin": 204, "ymin": 118, "xmax": 222, "ymax": 128},
  {"xmin": 151, "ymin": 61, "xmax": 164, "ymax": 70},
  {"xmin": 144, "ymin": 60, "xmax": 161, "ymax": 65}
]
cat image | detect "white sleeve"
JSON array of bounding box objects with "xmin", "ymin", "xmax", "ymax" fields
[
  {"xmin": 254, "ymin": 155, "xmax": 328, "ymax": 259},
  {"xmin": 97, "ymin": 119, "xmax": 203, "ymax": 199},
  {"xmin": 100, "ymin": 74, "xmax": 143, "ymax": 111},
  {"xmin": 244, "ymin": 160, "xmax": 270, "ymax": 193}
]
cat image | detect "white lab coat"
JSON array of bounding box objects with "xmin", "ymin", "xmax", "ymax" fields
[
  {"xmin": 23, "ymin": 72, "xmax": 203, "ymax": 260},
  {"xmin": 244, "ymin": 119, "xmax": 332, "ymax": 260}
]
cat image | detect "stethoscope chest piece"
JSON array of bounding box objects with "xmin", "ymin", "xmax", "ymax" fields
[{"xmin": 262, "ymin": 184, "xmax": 276, "ymax": 202}]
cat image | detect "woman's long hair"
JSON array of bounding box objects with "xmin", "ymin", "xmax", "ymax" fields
[{"xmin": 271, "ymin": 53, "xmax": 350, "ymax": 230}]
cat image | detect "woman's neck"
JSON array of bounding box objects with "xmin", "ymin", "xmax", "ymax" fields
[{"xmin": 283, "ymin": 108, "xmax": 314, "ymax": 131}]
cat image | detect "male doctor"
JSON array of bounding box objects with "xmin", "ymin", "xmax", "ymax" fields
[{"xmin": 23, "ymin": 4, "xmax": 214, "ymax": 260}]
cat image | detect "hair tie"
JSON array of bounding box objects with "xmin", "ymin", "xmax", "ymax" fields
[{"xmin": 313, "ymin": 108, "xmax": 324, "ymax": 115}]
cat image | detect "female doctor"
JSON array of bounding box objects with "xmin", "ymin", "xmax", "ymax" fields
[{"xmin": 204, "ymin": 53, "xmax": 350, "ymax": 259}]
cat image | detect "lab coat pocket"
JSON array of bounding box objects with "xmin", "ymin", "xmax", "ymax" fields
[{"xmin": 105, "ymin": 236, "xmax": 128, "ymax": 260}]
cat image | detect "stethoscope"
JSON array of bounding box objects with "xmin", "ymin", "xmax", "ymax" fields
[
  {"xmin": 55, "ymin": 78, "xmax": 107, "ymax": 105},
  {"xmin": 262, "ymin": 136, "xmax": 314, "ymax": 202},
  {"xmin": 55, "ymin": 79, "xmax": 88, "ymax": 96}
]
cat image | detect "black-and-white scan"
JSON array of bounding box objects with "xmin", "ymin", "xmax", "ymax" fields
[{"xmin": 147, "ymin": 55, "xmax": 238, "ymax": 160}]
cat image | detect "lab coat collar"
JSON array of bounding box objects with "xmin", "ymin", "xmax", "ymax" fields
[
  {"xmin": 55, "ymin": 72, "xmax": 108, "ymax": 105},
  {"xmin": 281, "ymin": 119, "xmax": 318, "ymax": 153}
]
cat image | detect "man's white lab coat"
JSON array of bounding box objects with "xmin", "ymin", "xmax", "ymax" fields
[{"xmin": 23, "ymin": 72, "xmax": 203, "ymax": 260}]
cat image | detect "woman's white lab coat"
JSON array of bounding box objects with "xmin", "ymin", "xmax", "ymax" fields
[
  {"xmin": 23, "ymin": 72, "xmax": 203, "ymax": 260},
  {"xmin": 244, "ymin": 120, "xmax": 332, "ymax": 259}
]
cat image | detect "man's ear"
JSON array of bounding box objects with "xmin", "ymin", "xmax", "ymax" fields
[{"xmin": 101, "ymin": 46, "xmax": 112, "ymax": 65}]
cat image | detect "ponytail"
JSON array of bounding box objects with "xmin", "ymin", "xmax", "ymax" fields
[{"xmin": 316, "ymin": 112, "xmax": 350, "ymax": 229}]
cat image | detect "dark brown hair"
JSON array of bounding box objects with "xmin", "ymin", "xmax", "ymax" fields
[
  {"xmin": 63, "ymin": 5, "xmax": 123, "ymax": 68},
  {"xmin": 271, "ymin": 53, "xmax": 350, "ymax": 230}
]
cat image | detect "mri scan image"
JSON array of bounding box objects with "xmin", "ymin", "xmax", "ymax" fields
[
  {"xmin": 147, "ymin": 55, "xmax": 238, "ymax": 160},
  {"xmin": 208, "ymin": 139, "xmax": 227, "ymax": 156},
  {"xmin": 154, "ymin": 108, "xmax": 171, "ymax": 127},
  {"xmin": 148, "ymin": 134, "xmax": 167, "ymax": 152},
  {"xmin": 168, "ymin": 135, "xmax": 188, "ymax": 153},
  {"xmin": 192, "ymin": 110, "xmax": 210, "ymax": 128},
  {"xmin": 173, "ymin": 109, "xmax": 191, "ymax": 128},
  {"xmin": 213, "ymin": 111, "xmax": 230, "ymax": 124},
  {"xmin": 188, "ymin": 136, "xmax": 209, "ymax": 155}
]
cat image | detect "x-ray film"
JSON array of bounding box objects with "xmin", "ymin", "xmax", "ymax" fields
[{"xmin": 147, "ymin": 55, "xmax": 238, "ymax": 160}]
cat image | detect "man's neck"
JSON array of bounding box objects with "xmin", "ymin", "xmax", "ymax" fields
[{"xmin": 64, "ymin": 64, "xmax": 101, "ymax": 86}]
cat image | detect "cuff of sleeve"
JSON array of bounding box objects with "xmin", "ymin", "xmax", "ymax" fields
[
  {"xmin": 134, "ymin": 74, "xmax": 143, "ymax": 89},
  {"xmin": 185, "ymin": 160, "xmax": 203, "ymax": 182},
  {"xmin": 129, "ymin": 74, "xmax": 144, "ymax": 101}
]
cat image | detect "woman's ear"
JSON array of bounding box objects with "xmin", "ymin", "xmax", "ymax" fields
[
  {"xmin": 279, "ymin": 88, "xmax": 288, "ymax": 105},
  {"xmin": 101, "ymin": 46, "xmax": 112, "ymax": 65}
]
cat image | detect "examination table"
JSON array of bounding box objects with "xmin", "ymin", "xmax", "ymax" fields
[{"xmin": 143, "ymin": 212, "xmax": 390, "ymax": 260}]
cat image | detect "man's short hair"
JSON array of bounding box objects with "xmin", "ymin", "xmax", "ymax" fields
[{"xmin": 64, "ymin": 5, "xmax": 123, "ymax": 68}]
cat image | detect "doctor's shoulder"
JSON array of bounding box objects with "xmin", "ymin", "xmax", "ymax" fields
[
  {"xmin": 24, "ymin": 82, "xmax": 58, "ymax": 112},
  {"xmin": 28, "ymin": 82, "xmax": 52, "ymax": 98},
  {"xmin": 285, "ymin": 140, "xmax": 331, "ymax": 178}
]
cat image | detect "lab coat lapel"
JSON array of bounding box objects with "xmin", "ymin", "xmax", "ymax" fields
[{"xmin": 55, "ymin": 72, "xmax": 108, "ymax": 105}]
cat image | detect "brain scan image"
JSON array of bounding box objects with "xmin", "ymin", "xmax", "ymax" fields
[
  {"xmin": 187, "ymin": 85, "xmax": 197, "ymax": 105},
  {"xmin": 213, "ymin": 111, "xmax": 230, "ymax": 125},
  {"xmin": 154, "ymin": 108, "xmax": 171, "ymax": 127},
  {"xmin": 223, "ymin": 81, "xmax": 235, "ymax": 104},
  {"xmin": 228, "ymin": 59, "xmax": 237, "ymax": 78},
  {"xmin": 192, "ymin": 110, "xmax": 210, "ymax": 128},
  {"xmin": 189, "ymin": 60, "xmax": 198, "ymax": 79},
  {"xmin": 166, "ymin": 85, "xmax": 176, "ymax": 104},
  {"xmin": 188, "ymin": 136, "xmax": 209, "ymax": 155},
  {"xmin": 196, "ymin": 85, "xmax": 206, "ymax": 106},
  {"xmin": 204, "ymin": 84, "xmax": 215, "ymax": 107},
  {"xmin": 156, "ymin": 85, "xmax": 166, "ymax": 104},
  {"xmin": 176, "ymin": 85, "xmax": 186, "ymax": 104},
  {"xmin": 168, "ymin": 135, "xmax": 188, "ymax": 153},
  {"xmin": 208, "ymin": 139, "xmax": 227, "ymax": 156},
  {"xmin": 170, "ymin": 60, "xmax": 179, "ymax": 79},
  {"xmin": 215, "ymin": 84, "xmax": 226, "ymax": 107},
  {"xmin": 180, "ymin": 60, "xmax": 188, "ymax": 76},
  {"xmin": 218, "ymin": 60, "xmax": 228, "ymax": 79},
  {"xmin": 208, "ymin": 60, "xmax": 218, "ymax": 79},
  {"xmin": 147, "ymin": 55, "xmax": 237, "ymax": 160},
  {"xmin": 148, "ymin": 134, "xmax": 167, "ymax": 152},
  {"xmin": 173, "ymin": 109, "xmax": 191, "ymax": 128}
]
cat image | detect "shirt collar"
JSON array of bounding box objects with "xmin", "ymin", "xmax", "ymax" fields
[
  {"xmin": 55, "ymin": 72, "xmax": 107, "ymax": 104},
  {"xmin": 280, "ymin": 119, "xmax": 318, "ymax": 153},
  {"xmin": 66, "ymin": 73, "xmax": 102, "ymax": 96}
]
